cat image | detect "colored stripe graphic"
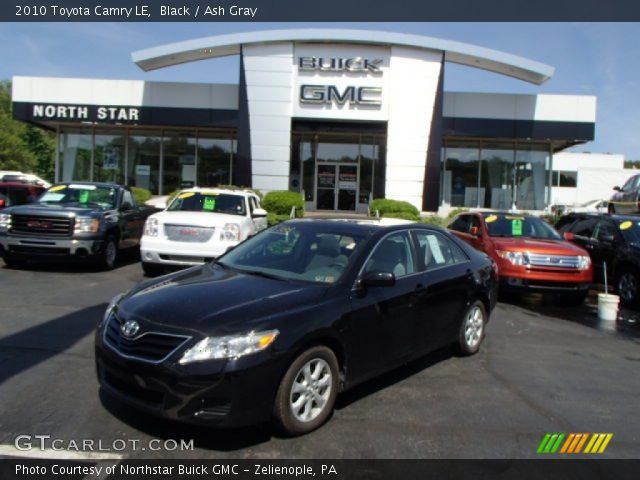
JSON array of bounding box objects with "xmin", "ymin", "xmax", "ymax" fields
[{"xmin": 539, "ymin": 433, "xmax": 613, "ymax": 454}]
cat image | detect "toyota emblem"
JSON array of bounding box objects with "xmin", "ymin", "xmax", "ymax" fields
[{"xmin": 120, "ymin": 320, "xmax": 140, "ymax": 338}]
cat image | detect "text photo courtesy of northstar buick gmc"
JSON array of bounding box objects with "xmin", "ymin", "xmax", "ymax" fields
[
  {"xmin": 447, "ymin": 212, "xmax": 592, "ymax": 304},
  {"xmin": 140, "ymin": 188, "xmax": 268, "ymax": 276},
  {"xmin": 95, "ymin": 219, "xmax": 497, "ymax": 436}
]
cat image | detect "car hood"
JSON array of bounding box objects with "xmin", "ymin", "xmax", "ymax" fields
[
  {"xmin": 118, "ymin": 264, "xmax": 327, "ymax": 335},
  {"xmin": 152, "ymin": 210, "xmax": 246, "ymax": 227},
  {"xmin": 491, "ymin": 237, "xmax": 587, "ymax": 255}
]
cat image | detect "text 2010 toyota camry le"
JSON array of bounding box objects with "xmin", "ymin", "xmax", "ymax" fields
[{"xmin": 95, "ymin": 219, "xmax": 497, "ymax": 435}]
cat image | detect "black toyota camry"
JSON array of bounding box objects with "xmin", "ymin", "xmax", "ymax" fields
[{"xmin": 95, "ymin": 219, "xmax": 497, "ymax": 435}]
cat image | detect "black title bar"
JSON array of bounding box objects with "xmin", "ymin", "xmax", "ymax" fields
[{"xmin": 3, "ymin": 0, "xmax": 640, "ymax": 21}]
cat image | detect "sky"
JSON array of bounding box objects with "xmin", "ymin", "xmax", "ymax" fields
[{"xmin": 1, "ymin": 22, "xmax": 639, "ymax": 158}]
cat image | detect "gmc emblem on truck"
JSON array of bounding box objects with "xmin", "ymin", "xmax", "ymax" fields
[{"xmin": 26, "ymin": 220, "xmax": 52, "ymax": 229}]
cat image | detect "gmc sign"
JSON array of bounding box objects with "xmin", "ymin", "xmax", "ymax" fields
[{"xmin": 300, "ymin": 85, "xmax": 382, "ymax": 107}]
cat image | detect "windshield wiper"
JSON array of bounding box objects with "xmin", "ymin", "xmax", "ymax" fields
[{"xmin": 237, "ymin": 268, "xmax": 287, "ymax": 281}]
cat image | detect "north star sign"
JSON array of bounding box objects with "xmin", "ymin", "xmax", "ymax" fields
[
  {"xmin": 298, "ymin": 56, "xmax": 384, "ymax": 107},
  {"xmin": 31, "ymin": 104, "xmax": 140, "ymax": 122}
]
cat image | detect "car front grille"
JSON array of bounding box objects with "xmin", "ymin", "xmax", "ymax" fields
[
  {"xmin": 164, "ymin": 224, "xmax": 215, "ymax": 243},
  {"xmin": 103, "ymin": 314, "xmax": 191, "ymax": 363},
  {"xmin": 527, "ymin": 253, "xmax": 581, "ymax": 269},
  {"xmin": 11, "ymin": 214, "xmax": 74, "ymax": 238}
]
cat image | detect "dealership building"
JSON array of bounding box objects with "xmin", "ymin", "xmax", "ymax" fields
[{"xmin": 11, "ymin": 29, "xmax": 597, "ymax": 212}]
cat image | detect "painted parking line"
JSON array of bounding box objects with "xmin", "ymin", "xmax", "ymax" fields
[{"xmin": 0, "ymin": 444, "xmax": 123, "ymax": 461}]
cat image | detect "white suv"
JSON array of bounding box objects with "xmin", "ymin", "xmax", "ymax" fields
[{"xmin": 140, "ymin": 188, "xmax": 268, "ymax": 275}]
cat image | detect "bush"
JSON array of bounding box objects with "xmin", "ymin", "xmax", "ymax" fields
[
  {"xmin": 384, "ymin": 211, "xmax": 421, "ymax": 221},
  {"xmin": 420, "ymin": 215, "xmax": 446, "ymax": 227},
  {"xmin": 370, "ymin": 198, "xmax": 420, "ymax": 217},
  {"xmin": 262, "ymin": 191, "xmax": 304, "ymax": 217},
  {"xmin": 267, "ymin": 213, "xmax": 291, "ymax": 226},
  {"xmin": 131, "ymin": 187, "xmax": 152, "ymax": 205}
]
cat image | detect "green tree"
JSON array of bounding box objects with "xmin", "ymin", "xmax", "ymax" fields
[{"xmin": 0, "ymin": 80, "xmax": 55, "ymax": 180}]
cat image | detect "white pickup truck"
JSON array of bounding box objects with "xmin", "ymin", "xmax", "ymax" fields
[{"xmin": 140, "ymin": 188, "xmax": 268, "ymax": 275}]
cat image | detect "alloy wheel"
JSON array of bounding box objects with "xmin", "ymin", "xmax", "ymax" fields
[
  {"xmin": 289, "ymin": 358, "xmax": 333, "ymax": 423},
  {"xmin": 464, "ymin": 305, "xmax": 484, "ymax": 350},
  {"xmin": 618, "ymin": 272, "xmax": 638, "ymax": 302}
]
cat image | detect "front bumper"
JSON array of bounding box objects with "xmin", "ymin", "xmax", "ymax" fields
[
  {"xmin": 94, "ymin": 328, "xmax": 286, "ymax": 427},
  {"xmin": 0, "ymin": 233, "xmax": 104, "ymax": 259},
  {"xmin": 499, "ymin": 276, "xmax": 591, "ymax": 294},
  {"xmin": 140, "ymin": 237, "xmax": 237, "ymax": 266}
]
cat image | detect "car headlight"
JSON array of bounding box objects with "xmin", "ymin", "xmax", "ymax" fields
[
  {"xmin": 496, "ymin": 250, "xmax": 529, "ymax": 266},
  {"xmin": 577, "ymin": 255, "xmax": 591, "ymax": 270},
  {"xmin": 0, "ymin": 213, "xmax": 11, "ymax": 232},
  {"xmin": 102, "ymin": 293, "xmax": 124, "ymax": 325},
  {"xmin": 220, "ymin": 223, "xmax": 241, "ymax": 242},
  {"xmin": 74, "ymin": 216, "xmax": 100, "ymax": 233},
  {"xmin": 178, "ymin": 329, "xmax": 279, "ymax": 364},
  {"xmin": 144, "ymin": 217, "xmax": 159, "ymax": 237}
]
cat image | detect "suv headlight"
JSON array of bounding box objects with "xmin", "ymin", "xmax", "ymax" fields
[
  {"xmin": 74, "ymin": 216, "xmax": 100, "ymax": 234},
  {"xmin": 496, "ymin": 250, "xmax": 529, "ymax": 266},
  {"xmin": 144, "ymin": 217, "xmax": 159, "ymax": 237},
  {"xmin": 178, "ymin": 329, "xmax": 279, "ymax": 364},
  {"xmin": 577, "ymin": 255, "xmax": 591, "ymax": 270},
  {"xmin": 0, "ymin": 213, "xmax": 11, "ymax": 232},
  {"xmin": 220, "ymin": 223, "xmax": 241, "ymax": 242}
]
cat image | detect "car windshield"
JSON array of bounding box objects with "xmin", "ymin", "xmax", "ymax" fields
[
  {"xmin": 168, "ymin": 192, "xmax": 246, "ymax": 216},
  {"xmin": 218, "ymin": 223, "xmax": 367, "ymax": 284},
  {"xmin": 483, "ymin": 214, "xmax": 561, "ymax": 240},
  {"xmin": 39, "ymin": 184, "xmax": 117, "ymax": 209}
]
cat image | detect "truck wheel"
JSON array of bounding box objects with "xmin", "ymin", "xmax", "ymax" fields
[
  {"xmin": 3, "ymin": 254, "xmax": 26, "ymax": 269},
  {"xmin": 142, "ymin": 262, "xmax": 163, "ymax": 277},
  {"xmin": 273, "ymin": 346, "xmax": 339, "ymax": 436},
  {"xmin": 97, "ymin": 236, "xmax": 118, "ymax": 270}
]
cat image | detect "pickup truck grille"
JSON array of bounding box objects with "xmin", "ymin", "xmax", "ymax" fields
[
  {"xmin": 527, "ymin": 254, "xmax": 581, "ymax": 269},
  {"xmin": 164, "ymin": 224, "xmax": 215, "ymax": 243},
  {"xmin": 11, "ymin": 214, "xmax": 74, "ymax": 238},
  {"xmin": 103, "ymin": 314, "xmax": 191, "ymax": 363}
]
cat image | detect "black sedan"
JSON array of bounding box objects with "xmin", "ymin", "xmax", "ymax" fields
[
  {"xmin": 556, "ymin": 212, "xmax": 640, "ymax": 305},
  {"xmin": 95, "ymin": 219, "xmax": 497, "ymax": 435}
]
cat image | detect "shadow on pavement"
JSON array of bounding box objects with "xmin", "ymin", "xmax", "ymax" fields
[
  {"xmin": 1, "ymin": 247, "xmax": 141, "ymax": 274},
  {"xmin": 500, "ymin": 291, "xmax": 640, "ymax": 340},
  {"xmin": 0, "ymin": 304, "xmax": 106, "ymax": 384},
  {"xmin": 99, "ymin": 389, "xmax": 273, "ymax": 451}
]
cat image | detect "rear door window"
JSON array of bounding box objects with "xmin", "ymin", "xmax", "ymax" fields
[
  {"xmin": 570, "ymin": 218, "xmax": 598, "ymax": 239},
  {"xmin": 414, "ymin": 230, "xmax": 469, "ymax": 270}
]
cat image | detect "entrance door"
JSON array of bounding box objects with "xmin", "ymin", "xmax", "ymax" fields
[{"xmin": 315, "ymin": 163, "xmax": 358, "ymax": 211}]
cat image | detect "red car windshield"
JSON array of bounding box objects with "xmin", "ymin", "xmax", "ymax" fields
[{"xmin": 483, "ymin": 214, "xmax": 561, "ymax": 240}]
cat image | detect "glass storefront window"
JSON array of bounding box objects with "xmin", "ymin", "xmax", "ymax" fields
[
  {"xmin": 515, "ymin": 144, "xmax": 550, "ymax": 211},
  {"xmin": 162, "ymin": 131, "xmax": 197, "ymax": 194},
  {"xmin": 94, "ymin": 130, "xmax": 126, "ymax": 184},
  {"xmin": 480, "ymin": 143, "xmax": 515, "ymax": 209},
  {"xmin": 128, "ymin": 130, "xmax": 161, "ymax": 194},
  {"xmin": 197, "ymin": 135, "xmax": 233, "ymax": 187},
  {"xmin": 442, "ymin": 143, "xmax": 481, "ymax": 207},
  {"xmin": 359, "ymin": 141, "xmax": 377, "ymax": 205},
  {"xmin": 59, "ymin": 127, "xmax": 93, "ymax": 182}
]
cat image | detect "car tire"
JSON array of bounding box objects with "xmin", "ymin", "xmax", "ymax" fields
[
  {"xmin": 617, "ymin": 267, "xmax": 639, "ymax": 305},
  {"xmin": 458, "ymin": 300, "xmax": 487, "ymax": 356},
  {"xmin": 273, "ymin": 346, "xmax": 339, "ymax": 436},
  {"xmin": 97, "ymin": 235, "xmax": 118, "ymax": 270},
  {"xmin": 142, "ymin": 262, "xmax": 164, "ymax": 277},
  {"xmin": 2, "ymin": 254, "xmax": 26, "ymax": 269}
]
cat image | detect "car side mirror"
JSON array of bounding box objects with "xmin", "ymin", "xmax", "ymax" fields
[
  {"xmin": 613, "ymin": 186, "xmax": 621, "ymax": 192},
  {"xmin": 361, "ymin": 271, "xmax": 396, "ymax": 287},
  {"xmin": 563, "ymin": 232, "xmax": 574, "ymax": 241},
  {"xmin": 252, "ymin": 208, "xmax": 268, "ymax": 218}
]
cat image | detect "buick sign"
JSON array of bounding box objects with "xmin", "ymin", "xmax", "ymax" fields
[{"xmin": 298, "ymin": 57, "xmax": 383, "ymax": 74}]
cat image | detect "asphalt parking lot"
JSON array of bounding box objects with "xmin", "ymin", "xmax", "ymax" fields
[{"xmin": 0, "ymin": 255, "xmax": 639, "ymax": 459}]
